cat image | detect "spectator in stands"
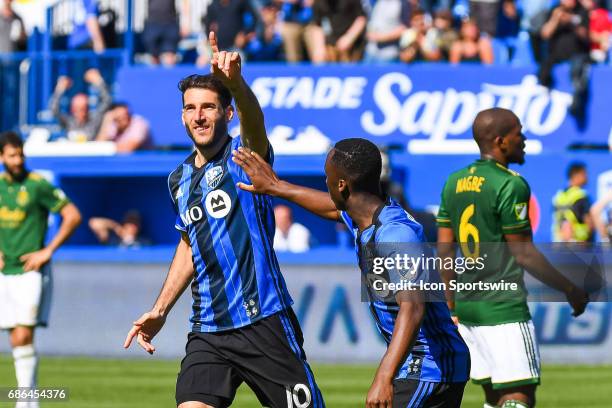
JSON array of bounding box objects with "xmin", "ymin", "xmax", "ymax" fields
[
  {"xmin": 142, "ymin": 0, "xmax": 191, "ymax": 66},
  {"xmin": 96, "ymin": 103, "xmax": 152, "ymax": 152},
  {"xmin": 49, "ymin": 68, "xmax": 111, "ymax": 142},
  {"xmin": 449, "ymin": 18, "xmax": 494, "ymax": 63},
  {"xmin": 89, "ymin": 210, "xmax": 149, "ymax": 248},
  {"xmin": 279, "ymin": 0, "xmax": 326, "ymax": 63},
  {"xmin": 68, "ymin": 0, "xmax": 105, "ymax": 52},
  {"xmin": 197, "ymin": 0, "xmax": 258, "ymax": 66},
  {"xmin": 313, "ymin": 0, "xmax": 367, "ymax": 62},
  {"xmin": 399, "ymin": 9, "xmax": 442, "ymax": 62},
  {"xmin": 496, "ymin": 0, "xmax": 520, "ymax": 38},
  {"xmin": 470, "ymin": 0, "xmax": 501, "ymax": 36},
  {"xmin": 519, "ymin": 0, "xmax": 550, "ymax": 64},
  {"xmin": 245, "ymin": 1, "xmax": 283, "ymax": 61},
  {"xmin": 364, "ymin": 0, "xmax": 409, "ymax": 62},
  {"xmin": 581, "ymin": 0, "xmax": 612, "ymax": 63},
  {"xmin": 539, "ymin": 0, "xmax": 590, "ymax": 118},
  {"xmin": 590, "ymin": 189, "xmax": 612, "ymax": 243},
  {"xmin": 552, "ymin": 162, "xmax": 594, "ymax": 242},
  {"xmin": 273, "ymin": 205, "xmax": 311, "ymax": 253},
  {"xmin": 0, "ymin": 0, "xmax": 26, "ymax": 53},
  {"xmin": 427, "ymin": 9, "xmax": 459, "ymax": 61}
]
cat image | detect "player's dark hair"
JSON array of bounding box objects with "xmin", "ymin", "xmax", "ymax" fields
[
  {"xmin": 472, "ymin": 108, "xmax": 517, "ymax": 149},
  {"xmin": 178, "ymin": 74, "xmax": 232, "ymax": 108},
  {"xmin": 331, "ymin": 138, "xmax": 382, "ymax": 195},
  {"xmin": 567, "ymin": 161, "xmax": 586, "ymax": 179},
  {"xmin": 0, "ymin": 131, "xmax": 23, "ymax": 153}
]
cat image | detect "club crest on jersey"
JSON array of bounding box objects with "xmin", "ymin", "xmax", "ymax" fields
[
  {"xmin": 16, "ymin": 188, "xmax": 29, "ymax": 206},
  {"xmin": 205, "ymin": 166, "xmax": 224, "ymax": 189},
  {"xmin": 515, "ymin": 202, "xmax": 528, "ymax": 221}
]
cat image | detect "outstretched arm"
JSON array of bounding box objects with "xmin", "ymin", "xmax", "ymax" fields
[
  {"xmin": 209, "ymin": 31, "xmax": 268, "ymax": 157},
  {"xmin": 232, "ymin": 147, "xmax": 340, "ymax": 221},
  {"xmin": 505, "ymin": 232, "xmax": 589, "ymax": 316},
  {"xmin": 124, "ymin": 232, "xmax": 194, "ymax": 354}
]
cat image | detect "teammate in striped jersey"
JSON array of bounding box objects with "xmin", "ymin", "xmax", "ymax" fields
[
  {"xmin": 124, "ymin": 32, "xmax": 324, "ymax": 408},
  {"xmin": 232, "ymin": 139, "xmax": 470, "ymax": 408}
]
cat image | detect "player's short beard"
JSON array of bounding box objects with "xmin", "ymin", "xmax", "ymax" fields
[
  {"xmin": 185, "ymin": 119, "xmax": 228, "ymax": 150},
  {"xmin": 4, "ymin": 164, "xmax": 26, "ymax": 182}
]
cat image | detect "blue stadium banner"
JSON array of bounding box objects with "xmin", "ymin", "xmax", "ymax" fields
[{"xmin": 117, "ymin": 64, "xmax": 612, "ymax": 152}]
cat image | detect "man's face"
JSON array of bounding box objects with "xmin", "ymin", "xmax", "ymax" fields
[
  {"xmin": 324, "ymin": 150, "xmax": 347, "ymax": 211},
  {"xmin": 274, "ymin": 206, "xmax": 292, "ymax": 233},
  {"xmin": 0, "ymin": 144, "xmax": 25, "ymax": 180},
  {"xmin": 411, "ymin": 14, "xmax": 426, "ymax": 32},
  {"xmin": 574, "ymin": 169, "xmax": 588, "ymax": 186},
  {"xmin": 182, "ymin": 88, "xmax": 232, "ymax": 149},
  {"xmin": 113, "ymin": 106, "xmax": 131, "ymax": 133},
  {"xmin": 502, "ymin": 118, "xmax": 526, "ymax": 165},
  {"xmin": 71, "ymin": 94, "xmax": 89, "ymax": 123}
]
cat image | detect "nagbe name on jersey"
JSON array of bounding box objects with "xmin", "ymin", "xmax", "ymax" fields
[{"xmin": 455, "ymin": 176, "xmax": 486, "ymax": 193}]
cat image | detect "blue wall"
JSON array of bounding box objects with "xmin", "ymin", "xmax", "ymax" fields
[{"xmin": 116, "ymin": 63, "xmax": 612, "ymax": 150}]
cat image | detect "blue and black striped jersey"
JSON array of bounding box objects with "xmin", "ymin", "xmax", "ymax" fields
[
  {"xmin": 341, "ymin": 198, "xmax": 470, "ymax": 383},
  {"xmin": 168, "ymin": 136, "xmax": 293, "ymax": 332}
]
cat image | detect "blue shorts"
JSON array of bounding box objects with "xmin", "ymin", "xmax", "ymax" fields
[{"xmin": 142, "ymin": 21, "xmax": 179, "ymax": 56}]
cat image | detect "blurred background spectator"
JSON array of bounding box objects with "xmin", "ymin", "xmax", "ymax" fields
[
  {"xmin": 582, "ymin": 0, "xmax": 612, "ymax": 63},
  {"xmin": 273, "ymin": 204, "xmax": 311, "ymax": 253},
  {"xmin": 313, "ymin": 0, "xmax": 367, "ymax": 62},
  {"xmin": 364, "ymin": 0, "xmax": 408, "ymax": 62},
  {"xmin": 89, "ymin": 210, "xmax": 149, "ymax": 248},
  {"xmin": 428, "ymin": 9, "xmax": 458, "ymax": 61},
  {"xmin": 142, "ymin": 0, "xmax": 190, "ymax": 66},
  {"xmin": 49, "ymin": 68, "xmax": 111, "ymax": 142},
  {"xmin": 0, "ymin": 0, "xmax": 26, "ymax": 53},
  {"xmin": 279, "ymin": 0, "xmax": 326, "ymax": 63},
  {"xmin": 96, "ymin": 102, "xmax": 152, "ymax": 152},
  {"xmin": 245, "ymin": 1, "xmax": 283, "ymax": 61},
  {"xmin": 519, "ymin": 0, "xmax": 550, "ymax": 64},
  {"xmin": 400, "ymin": 9, "xmax": 442, "ymax": 63},
  {"xmin": 68, "ymin": 0, "xmax": 106, "ymax": 52},
  {"xmin": 552, "ymin": 162, "xmax": 594, "ymax": 242},
  {"xmin": 198, "ymin": 0, "xmax": 258, "ymax": 66},
  {"xmin": 449, "ymin": 18, "xmax": 493, "ymax": 63},
  {"xmin": 539, "ymin": 0, "xmax": 590, "ymax": 118},
  {"xmin": 590, "ymin": 189, "xmax": 612, "ymax": 242},
  {"xmin": 470, "ymin": 0, "xmax": 501, "ymax": 37}
]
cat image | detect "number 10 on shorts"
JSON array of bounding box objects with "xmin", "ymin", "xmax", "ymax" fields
[{"xmin": 285, "ymin": 383, "xmax": 312, "ymax": 408}]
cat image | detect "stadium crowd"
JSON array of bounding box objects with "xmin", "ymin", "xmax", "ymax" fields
[{"xmin": 2, "ymin": 0, "xmax": 612, "ymax": 66}]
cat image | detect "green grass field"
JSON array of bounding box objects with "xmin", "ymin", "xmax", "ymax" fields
[{"xmin": 1, "ymin": 355, "xmax": 611, "ymax": 407}]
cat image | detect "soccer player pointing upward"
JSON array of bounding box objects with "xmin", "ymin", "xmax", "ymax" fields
[
  {"xmin": 124, "ymin": 32, "xmax": 324, "ymax": 408},
  {"xmin": 232, "ymin": 139, "xmax": 470, "ymax": 408}
]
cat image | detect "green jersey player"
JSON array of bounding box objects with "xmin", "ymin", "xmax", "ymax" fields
[
  {"xmin": 436, "ymin": 108, "xmax": 589, "ymax": 408},
  {"xmin": 0, "ymin": 131, "xmax": 81, "ymax": 408}
]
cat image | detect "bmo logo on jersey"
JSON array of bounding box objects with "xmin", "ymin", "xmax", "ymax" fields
[{"xmin": 205, "ymin": 190, "xmax": 232, "ymax": 218}]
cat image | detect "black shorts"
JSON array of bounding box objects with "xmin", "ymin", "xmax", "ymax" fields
[
  {"xmin": 175, "ymin": 308, "xmax": 324, "ymax": 408},
  {"xmin": 393, "ymin": 379, "xmax": 466, "ymax": 408}
]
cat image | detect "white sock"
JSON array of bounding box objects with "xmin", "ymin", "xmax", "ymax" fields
[
  {"xmin": 13, "ymin": 345, "xmax": 39, "ymax": 408},
  {"xmin": 484, "ymin": 404, "xmax": 498, "ymax": 408}
]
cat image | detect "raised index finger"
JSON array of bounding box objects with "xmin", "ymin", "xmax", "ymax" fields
[{"xmin": 209, "ymin": 31, "xmax": 219, "ymax": 54}]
